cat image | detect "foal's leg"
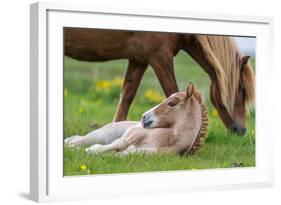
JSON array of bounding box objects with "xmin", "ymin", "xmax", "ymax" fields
[
  {"xmin": 119, "ymin": 146, "xmax": 158, "ymax": 155},
  {"xmin": 85, "ymin": 137, "xmax": 130, "ymax": 154},
  {"xmin": 113, "ymin": 60, "xmax": 148, "ymax": 121},
  {"xmin": 149, "ymin": 52, "xmax": 179, "ymax": 97},
  {"xmin": 119, "ymin": 146, "xmax": 179, "ymax": 155},
  {"xmin": 65, "ymin": 121, "xmax": 138, "ymax": 147},
  {"xmin": 85, "ymin": 125, "xmax": 145, "ymax": 154}
]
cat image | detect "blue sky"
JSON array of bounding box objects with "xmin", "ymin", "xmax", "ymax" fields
[{"xmin": 234, "ymin": 37, "xmax": 256, "ymax": 56}]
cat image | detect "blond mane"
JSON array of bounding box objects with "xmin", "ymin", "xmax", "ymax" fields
[
  {"xmin": 194, "ymin": 35, "xmax": 255, "ymax": 114},
  {"xmin": 189, "ymin": 89, "xmax": 208, "ymax": 154},
  {"xmin": 179, "ymin": 88, "xmax": 208, "ymax": 155}
]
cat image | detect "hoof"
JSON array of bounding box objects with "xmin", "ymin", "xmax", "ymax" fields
[
  {"xmin": 85, "ymin": 144, "xmax": 104, "ymax": 154},
  {"xmin": 64, "ymin": 135, "xmax": 82, "ymax": 147}
]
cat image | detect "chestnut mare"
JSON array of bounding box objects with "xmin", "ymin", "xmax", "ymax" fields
[
  {"xmin": 65, "ymin": 83, "xmax": 208, "ymax": 155},
  {"xmin": 64, "ymin": 28, "xmax": 255, "ymax": 135}
]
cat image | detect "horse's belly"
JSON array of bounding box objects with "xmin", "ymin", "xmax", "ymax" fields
[
  {"xmin": 65, "ymin": 43, "xmax": 129, "ymax": 61},
  {"xmin": 64, "ymin": 29, "xmax": 134, "ymax": 61}
]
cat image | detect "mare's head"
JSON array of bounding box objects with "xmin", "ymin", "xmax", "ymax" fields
[
  {"xmin": 185, "ymin": 35, "xmax": 255, "ymax": 135},
  {"xmin": 210, "ymin": 55, "xmax": 255, "ymax": 136},
  {"xmin": 141, "ymin": 83, "xmax": 202, "ymax": 129}
]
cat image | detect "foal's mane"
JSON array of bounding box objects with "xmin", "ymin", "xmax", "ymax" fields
[
  {"xmin": 179, "ymin": 89, "xmax": 208, "ymax": 155},
  {"xmin": 194, "ymin": 35, "xmax": 255, "ymax": 113},
  {"xmin": 188, "ymin": 90, "xmax": 208, "ymax": 154}
]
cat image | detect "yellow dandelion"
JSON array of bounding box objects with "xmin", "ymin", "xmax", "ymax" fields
[
  {"xmin": 79, "ymin": 107, "xmax": 84, "ymax": 113},
  {"xmin": 112, "ymin": 77, "xmax": 123, "ymax": 87},
  {"xmin": 95, "ymin": 80, "xmax": 111, "ymax": 91},
  {"xmin": 79, "ymin": 164, "xmax": 87, "ymax": 171},
  {"xmin": 64, "ymin": 88, "xmax": 69, "ymax": 97},
  {"xmin": 251, "ymin": 130, "xmax": 255, "ymax": 135},
  {"xmin": 211, "ymin": 110, "xmax": 218, "ymax": 117},
  {"xmin": 144, "ymin": 89, "xmax": 164, "ymax": 103}
]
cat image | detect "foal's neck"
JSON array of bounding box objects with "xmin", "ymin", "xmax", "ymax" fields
[{"xmin": 173, "ymin": 100, "xmax": 202, "ymax": 138}]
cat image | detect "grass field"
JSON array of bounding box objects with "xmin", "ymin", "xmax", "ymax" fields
[{"xmin": 63, "ymin": 51, "xmax": 255, "ymax": 176}]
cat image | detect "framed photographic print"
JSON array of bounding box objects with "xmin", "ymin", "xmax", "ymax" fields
[{"xmin": 30, "ymin": 2, "xmax": 274, "ymax": 202}]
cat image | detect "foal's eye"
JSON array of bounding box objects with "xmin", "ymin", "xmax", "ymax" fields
[{"xmin": 168, "ymin": 102, "xmax": 176, "ymax": 107}]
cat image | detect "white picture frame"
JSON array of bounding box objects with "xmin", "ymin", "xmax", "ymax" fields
[{"xmin": 30, "ymin": 2, "xmax": 274, "ymax": 202}]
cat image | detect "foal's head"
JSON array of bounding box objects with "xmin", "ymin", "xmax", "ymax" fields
[{"xmin": 142, "ymin": 83, "xmax": 202, "ymax": 129}]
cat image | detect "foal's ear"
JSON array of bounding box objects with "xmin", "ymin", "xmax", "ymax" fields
[
  {"xmin": 186, "ymin": 82, "xmax": 194, "ymax": 99},
  {"xmin": 241, "ymin": 55, "xmax": 251, "ymax": 66}
]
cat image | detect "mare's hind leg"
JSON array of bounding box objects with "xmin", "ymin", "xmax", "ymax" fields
[
  {"xmin": 113, "ymin": 60, "xmax": 148, "ymax": 122},
  {"xmin": 149, "ymin": 51, "xmax": 179, "ymax": 97}
]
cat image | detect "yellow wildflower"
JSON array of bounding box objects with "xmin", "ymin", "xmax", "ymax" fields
[
  {"xmin": 251, "ymin": 130, "xmax": 255, "ymax": 135},
  {"xmin": 64, "ymin": 88, "xmax": 69, "ymax": 97},
  {"xmin": 211, "ymin": 110, "xmax": 218, "ymax": 117},
  {"xmin": 79, "ymin": 164, "xmax": 87, "ymax": 171},
  {"xmin": 95, "ymin": 80, "xmax": 111, "ymax": 91},
  {"xmin": 112, "ymin": 77, "xmax": 123, "ymax": 87},
  {"xmin": 144, "ymin": 89, "xmax": 164, "ymax": 103},
  {"xmin": 79, "ymin": 107, "xmax": 84, "ymax": 113}
]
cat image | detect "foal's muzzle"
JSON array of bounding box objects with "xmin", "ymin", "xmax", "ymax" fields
[
  {"xmin": 142, "ymin": 114, "xmax": 153, "ymax": 128},
  {"xmin": 230, "ymin": 123, "xmax": 246, "ymax": 136}
]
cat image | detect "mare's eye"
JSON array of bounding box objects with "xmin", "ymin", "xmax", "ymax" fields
[
  {"xmin": 240, "ymin": 87, "xmax": 246, "ymax": 97},
  {"xmin": 168, "ymin": 101, "xmax": 176, "ymax": 107}
]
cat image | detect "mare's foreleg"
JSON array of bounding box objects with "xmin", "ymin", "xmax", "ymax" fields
[
  {"xmin": 113, "ymin": 60, "xmax": 148, "ymax": 122},
  {"xmin": 150, "ymin": 52, "xmax": 179, "ymax": 97}
]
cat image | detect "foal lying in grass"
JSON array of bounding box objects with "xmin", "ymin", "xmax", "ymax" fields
[{"xmin": 65, "ymin": 83, "xmax": 208, "ymax": 155}]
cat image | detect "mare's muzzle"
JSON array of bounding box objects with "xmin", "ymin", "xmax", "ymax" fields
[{"xmin": 230, "ymin": 123, "xmax": 246, "ymax": 136}]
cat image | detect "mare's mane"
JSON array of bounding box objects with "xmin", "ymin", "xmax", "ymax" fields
[{"xmin": 194, "ymin": 35, "xmax": 255, "ymax": 114}]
